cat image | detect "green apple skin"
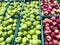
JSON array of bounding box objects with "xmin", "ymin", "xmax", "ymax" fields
[
  {"xmin": 0, "ymin": 31, "xmax": 2, "ymax": 37},
  {"xmin": 0, "ymin": 37, "xmax": 4, "ymax": 43},
  {"xmin": 8, "ymin": 30, "xmax": 13, "ymax": 36},
  {"xmin": 15, "ymin": 37, "xmax": 22, "ymax": 43},
  {"xmin": 16, "ymin": 44, "xmax": 19, "ymax": 45},
  {"xmin": 36, "ymin": 25, "xmax": 41, "ymax": 30},
  {"xmin": 26, "ymin": 34, "xmax": 31, "ymax": 39},
  {"xmin": 6, "ymin": 44, "xmax": 10, "ymax": 45},
  {"xmin": 1, "ymin": 41, "xmax": 6, "ymax": 45},
  {"xmin": 22, "ymin": 37, "xmax": 28, "ymax": 44},
  {"xmin": 18, "ymin": 32, "xmax": 23, "ymax": 37},
  {"xmin": 6, "ymin": 37, "xmax": 12, "ymax": 44},
  {"xmin": 32, "ymin": 35, "xmax": 38, "ymax": 39},
  {"xmin": 2, "ymin": 32, "xmax": 8, "ymax": 38}
]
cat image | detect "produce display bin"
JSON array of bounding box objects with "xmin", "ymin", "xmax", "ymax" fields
[
  {"xmin": 13, "ymin": 0, "xmax": 42, "ymax": 45},
  {"xmin": 39, "ymin": 0, "xmax": 60, "ymax": 16},
  {"xmin": 42, "ymin": 16, "xmax": 60, "ymax": 45}
]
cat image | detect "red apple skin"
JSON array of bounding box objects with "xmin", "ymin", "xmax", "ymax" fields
[
  {"xmin": 53, "ymin": 39, "xmax": 59, "ymax": 45},
  {"xmin": 51, "ymin": 32, "xmax": 55, "ymax": 38},
  {"xmin": 51, "ymin": 16, "xmax": 56, "ymax": 21},
  {"xmin": 49, "ymin": 41, "xmax": 53, "ymax": 45},
  {"xmin": 44, "ymin": 26, "xmax": 50, "ymax": 30},
  {"xmin": 44, "ymin": 30, "xmax": 49, "ymax": 36},
  {"xmin": 45, "ymin": 36, "xmax": 52, "ymax": 42},
  {"xmin": 45, "ymin": 41, "xmax": 49, "ymax": 45},
  {"xmin": 54, "ymin": 29, "xmax": 59, "ymax": 34},
  {"xmin": 56, "ymin": 35, "xmax": 60, "ymax": 40}
]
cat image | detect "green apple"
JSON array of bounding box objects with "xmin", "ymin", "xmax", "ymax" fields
[
  {"xmin": 39, "ymin": 40, "xmax": 41, "ymax": 44},
  {"xmin": 30, "ymin": 18, "xmax": 35, "ymax": 22},
  {"xmin": 27, "ymin": 34, "xmax": 31, "ymax": 39},
  {"xmin": 35, "ymin": 30, "xmax": 41, "ymax": 35},
  {"xmin": 20, "ymin": 43, "xmax": 24, "ymax": 45},
  {"xmin": 8, "ymin": 18, "xmax": 13, "ymax": 23},
  {"xmin": 29, "ymin": 39, "xmax": 32, "ymax": 44},
  {"xmin": 20, "ymin": 23, "xmax": 24, "ymax": 27},
  {"xmin": 0, "ymin": 26, "xmax": 3, "ymax": 31},
  {"xmin": 33, "ymin": 21, "xmax": 37, "ymax": 26},
  {"xmin": 32, "ymin": 39, "xmax": 39, "ymax": 45},
  {"xmin": 4, "ymin": 27, "xmax": 7, "ymax": 31},
  {"xmin": 18, "ymin": 32, "xmax": 23, "ymax": 37},
  {"xmin": 13, "ymin": 27, "xmax": 16, "ymax": 31},
  {"xmin": 36, "ymin": 16, "xmax": 40, "ymax": 21},
  {"xmin": 2, "ymin": 32, "xmax": 8, "ymax": 38},
  {"xmin": 0, "ymin": 37, "xmax": 4, "ymax": 42},
  {"xmin": 6, "ymin": 37, "xmax": 12, "ymax": 43},
  {"xmin": 2, "ymin": 21, "xmax": 9, "ymax": 26},
  {"xmin": 10, "ymin": 35, "xmax": 14, "ymax": 38},
  {"xmin": 36, "ymin": 25, "xmax": 41, "ymax": 30},
  {"xmin": 30, "ymin": 15, "xmax": 35, "ymax": 18},
  {"xmin": 14, "ymin": 19, "xmax": 17, "ymax": 23},
  {"xmin": 32, "ymin": 35, "xmax": 38, "ymax": 39},
  {"xmin": 21, "ymin": 19, "xmax": 25, "ymax": 23},
  {"xmin": 13, "ymin": 23, "xmax": 16, "ymax": 27},
  {"xmin": 0, "ymin": 16, "xmax": 3, "ymax": 20},
  {"xmin": 23, "ymin": 15, "xmax": 27, "ymax": 19},
  {"xmin": 0, "ymin": 31, "xmax": 2, "ymax": 37},
  {"xmin": 8, "ymin": 30, "xmax": 13, "ymax": 36},
  {"xmin": 26, "ymin": 18, "xmax": 30, "ymax": 21},
  {"xmin": 28, "ymin": 43, "xmax": 33, "ymax": 45},
  {"xmin": 28, "ymin": 30, "xmax": 35, "ymax": 35},
  {"xmin": 6, "ymin": 44, "xmax": 10, "ymax": 45},
  {"xmin": 19, "ymin": 27, "xmax": 23, "ymax": 31},
  {"xmin": 22, "ymin": 37, "xmax": 28, "ymax": 44},
  {"xmin": 22, "ymin": 24, "xmax": 27, "ymax": 29},
  {"xmin": 16, "ymin": 44, "xmax": 19, "ymax": 45},
  {"xmin": 1, "ymin": 41, "xmax": 6, "ymax": 45},
  {"xmin": 26, "ymin": 21, "xmax": 31, "ymax": 27},
  {"xmin": 23, "ymin": 31, "xmax": 27, "ymax": 36},
  {"xmin": 31, "ymin": 26, "xmax": 34, "ymax": 29},
  {"xmin": 15, "ymin": 37, "xmax": 22, "ymax": 43},
  {"xmin": 7, "ymin": 25, "xmax": 12, "ymax": 30}
]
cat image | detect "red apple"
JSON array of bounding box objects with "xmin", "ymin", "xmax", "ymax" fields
[
  {"xmin": 56, "ymin": 35, "xmax": 60, "ymax": 40},
  {"xmin": 46, "ymin": 36, "xmax": 52, "ymax": 42},
  {"xmin": 54, "ymin": 29, "xmax": 59, "ymax": 34},
  {"xmin": 53, "ymin": 39, "xmax": 58, "ymax": 45},
  {"xmin": 49, "ymin": 41, "xmax": 53, "ymax": 45},
  {"xmin": 45, "ymin": 41, "xmax": 48, "ymax": 45}
]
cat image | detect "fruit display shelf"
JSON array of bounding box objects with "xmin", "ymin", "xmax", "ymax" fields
[
  {"xmin": 42, "ymin": 16, "xmax": 60, "ymax": 45},
  {"xmin": 13, "ymin": 0, "xmax": 42, "ymax": 45}
]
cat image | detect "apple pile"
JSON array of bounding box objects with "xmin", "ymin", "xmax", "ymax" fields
[
  {"xmin": 5, "ymin": 2, "xmax": 22, "ymax": 17},
  {"xmin": 41, "ymin": 0, "xmax": 60, "ymax": 15},
  {"xmin": 43, "ymin": 16, "xmax": 60, "ymax": 45},
  {"xmin": 0, "ymin": 16, "xmax": 17, "ymax": 45},
  {"xmin": 15, "ymin": 1, "xmax": 41, "ymax": 45},
  {"xmin": 0, "ymin": 2, "xmax": 7, "ymax": 16}
]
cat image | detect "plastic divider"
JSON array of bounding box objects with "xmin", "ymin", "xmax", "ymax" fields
[
  {"xmin": 11, "ymin": 16, "xmax": 22, "ymax": 45},
  {"xmin": 2, "ymin": 1, "xmax": 10, "ymax": 17}
]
